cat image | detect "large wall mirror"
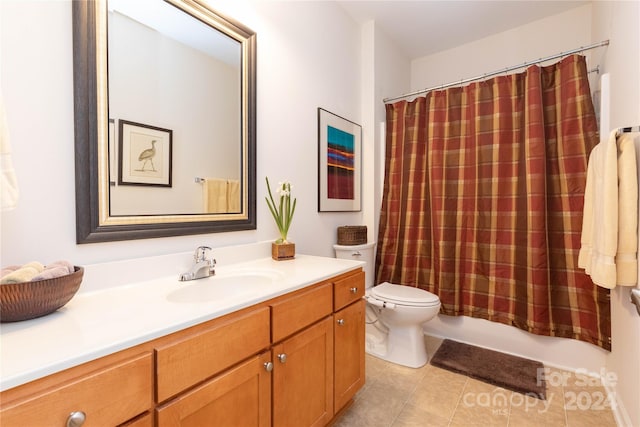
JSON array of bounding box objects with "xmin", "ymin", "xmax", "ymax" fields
[{"xmin": 73, "ymin": 0, "xmax": 256, "ymax": 243}]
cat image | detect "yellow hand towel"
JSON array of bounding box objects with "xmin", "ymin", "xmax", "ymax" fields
[
  {"xmin": 203, "ymin": 178, "xmax": 228, "ymax": 213},
  {"xmin": 23, "ymin": 261, "xmax": 44, "ymax": 273},
  {"xmin": 1, "ymin": 266, "xmax": 39, "ymax": 284},
  {"xmin": 1, "ymin": 265, "xmax": 20, "ymax": 277},
  {"xmin": 227, "ymin": 179, "xmax": 240, "ymax": 213}
]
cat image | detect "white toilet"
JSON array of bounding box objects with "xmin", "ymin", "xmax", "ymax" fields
[{"xmin": 334, "ymin": 243, "xmax": 441, "ymax": 368}]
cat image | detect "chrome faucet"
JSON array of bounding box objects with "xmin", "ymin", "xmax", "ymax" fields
[{"xmin": 179, "ymin": 246, "xmax": 216, "ymax": 281}]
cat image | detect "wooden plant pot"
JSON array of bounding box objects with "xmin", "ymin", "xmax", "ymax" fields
[{"xmin": 272, "ymin": 242, "xmax": 295, "ymax": 261}]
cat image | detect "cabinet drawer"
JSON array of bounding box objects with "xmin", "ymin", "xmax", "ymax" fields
[
  {"xmin": 271, "ymin": 283, "xmax": 333, "ymax": 343},
  {"xmin": 0, "ymin": 352, "xmax": 153, "ymax": 427},
  {"xmin": 333, "ymin": 270, "xmax": 365, "ymax": 311},
  {"xmin": 156, "ymin": 307, "xmax": 270, "ymax": 402}
]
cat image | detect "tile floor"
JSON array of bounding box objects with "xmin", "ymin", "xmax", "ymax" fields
[{"xmin": 334, "ymin": 336, "xmax": 618, "ymax": 427}]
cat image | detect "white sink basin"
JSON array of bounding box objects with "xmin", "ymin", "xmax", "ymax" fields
[{"xmin": 167, "ymin": 268, "xmax": 285, "ymax": 303}]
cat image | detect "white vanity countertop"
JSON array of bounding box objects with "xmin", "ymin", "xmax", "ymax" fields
[{"xmin": 0, "ymin": 254, "xmax": 364, "ymax": 392}]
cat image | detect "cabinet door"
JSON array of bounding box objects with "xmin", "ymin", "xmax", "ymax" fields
[
  {"xmin": 273, "ymin": 317, "xmax": 334, "ymax": 427},
  {"xmin": 334, "ymin": 299, "xmax": 365, "ymax": 412},
  {"xmin": 156, "ymin": 352, "xmax": 271, "ymax": 427}
]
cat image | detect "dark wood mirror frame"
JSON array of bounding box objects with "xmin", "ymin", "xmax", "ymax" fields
[{"xmin": 73, "ymin": 0, "xmax": 256, "ymax": 243}]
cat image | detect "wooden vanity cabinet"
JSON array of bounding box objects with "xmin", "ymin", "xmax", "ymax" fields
[
  {"xmin": 0, "ymin": 268, "xmax": 365, "ymax": 427},
  {"xmin": 269, "ymin": 270, "xmax": 366, "ymax": 426},
  {"xmin": 0, "ymin": 351, "xmax": 153, "ymax": 427}
]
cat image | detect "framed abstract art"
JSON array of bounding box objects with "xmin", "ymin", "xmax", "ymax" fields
[{"xmin": 317, "ymin": 108, "xmax": 362, "ymax": 212}]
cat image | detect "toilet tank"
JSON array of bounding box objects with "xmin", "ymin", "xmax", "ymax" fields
[{"xmin": 333, "ymin": 242, "xmax": 376, "ymax": 290}]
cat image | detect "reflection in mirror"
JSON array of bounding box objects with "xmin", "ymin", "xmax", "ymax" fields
[
  {"xmin": 73, "ymin": 0, "xmax": 256, "ymax": 243},
  {"xmin": 108, "ymin": 0, "xmax": 241, "ymax": 215}
]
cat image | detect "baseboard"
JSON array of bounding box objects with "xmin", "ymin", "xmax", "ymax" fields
[{"xmin": 602, "ymin": 377, "xmax": 633, "ymax": 427}]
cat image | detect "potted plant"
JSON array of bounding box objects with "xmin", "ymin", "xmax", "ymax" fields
[{"xmin": 265, "ymin": 177, "xmax": 297, "ymax": 260}]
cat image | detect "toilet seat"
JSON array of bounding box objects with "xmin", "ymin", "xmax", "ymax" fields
[{"xmin": 370, "ymin": 282, "xmax": 440, "ymax": 307}]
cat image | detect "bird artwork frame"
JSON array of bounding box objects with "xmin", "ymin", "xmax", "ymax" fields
[{"xmin": 118, "ymin": 119, "xmax": 173, "ymax": 187}]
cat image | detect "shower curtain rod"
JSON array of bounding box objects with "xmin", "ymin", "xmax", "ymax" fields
[{"xmin": 383, "ymin": 39, "xmax": 610, "ymax": 104}]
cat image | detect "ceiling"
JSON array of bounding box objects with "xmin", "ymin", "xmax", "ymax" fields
[{"xmin": 336, "ymin": 1, "xmax": 589, "ymax": 59}]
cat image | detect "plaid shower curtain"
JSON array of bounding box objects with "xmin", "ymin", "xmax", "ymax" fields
[{"xmin": 376, "ymin": 55, "xmax": 611, "ymax": 350}]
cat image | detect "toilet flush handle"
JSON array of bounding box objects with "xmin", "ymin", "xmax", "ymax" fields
[{"xmin": 351, "ymin": 251, "xmax": 362, "ymax": 257}]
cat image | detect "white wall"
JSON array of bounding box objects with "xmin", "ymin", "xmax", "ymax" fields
[
  {"xmin": 411, "ymin": 5, "xmax": 594, "ymax": 92},
  {"xmin": 360, "ymin": 22, "xmax": 411, "ymax": 242},
  {"xmin": 0, "ymin": 0, "xmax": 364, "ymax": 267},
  {"xmin": 592, "ymin": 2, "xmax": 640, "ymax": 426},
  {"xmin": 372, "ymin": 25, "xmax": 411, "ymax": 241}
]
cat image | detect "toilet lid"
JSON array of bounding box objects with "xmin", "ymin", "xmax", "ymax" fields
[{"xmin": 371, "ymin": 282, "xmax": 440, "ymax": 306}]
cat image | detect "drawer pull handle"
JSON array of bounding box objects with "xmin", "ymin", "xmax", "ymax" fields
[
  {"xmin": 350, "ymin": 287, "xmax": 358, "ymax": 294},
  {"xmin": 337, "ymin": 319, "xmax": 345, "ymax": 326},
  {"xmin": 264, "ymin": 361, "xmax": 274, "ymax": 372},
  {"xmin": 277, "ymin": 353, "xmax": 287, "ymax": 363},
  {"xmin": 66, "ymin": 411, "xmax": 86, "ymax": 427}
]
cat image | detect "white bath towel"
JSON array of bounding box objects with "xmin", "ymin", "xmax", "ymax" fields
[
  {"xmin": 0, "ymin": 93, "xmax": 19, "ymax": 211},
  {"xmin": 579, "ymin": 130, "xmax": 638, "ymax": 288}
]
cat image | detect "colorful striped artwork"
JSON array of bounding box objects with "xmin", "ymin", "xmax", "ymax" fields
[
  {"xmin": 327, "ymin": 125, "xmax": 355, "ymax": 200},
  {"xmin": 318, "ymin": 108, "xmax": 361, "ymax": 212}
]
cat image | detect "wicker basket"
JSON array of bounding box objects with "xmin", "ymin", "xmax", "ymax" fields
[
  {"xmin": 337, "ymin": 226, "xmax": 367, "ymax": 245},
  {"xmin": 0, "ymin": 266, "xmax": 84, "ymax": 322}
]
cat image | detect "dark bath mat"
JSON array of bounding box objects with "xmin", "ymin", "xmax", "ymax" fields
[{"xmin": 430, "ymin": 339, "xmax": 546, "ymax": 399}]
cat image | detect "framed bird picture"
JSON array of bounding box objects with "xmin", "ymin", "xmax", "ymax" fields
[{"xmin": 118, "ymin": 120, "xmax": 173, "ymax": 187}]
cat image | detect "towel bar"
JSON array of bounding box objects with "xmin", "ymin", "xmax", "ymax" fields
[{"xmin": 617, "ymin": 125, "xmax": 640, "ymax": 136}]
